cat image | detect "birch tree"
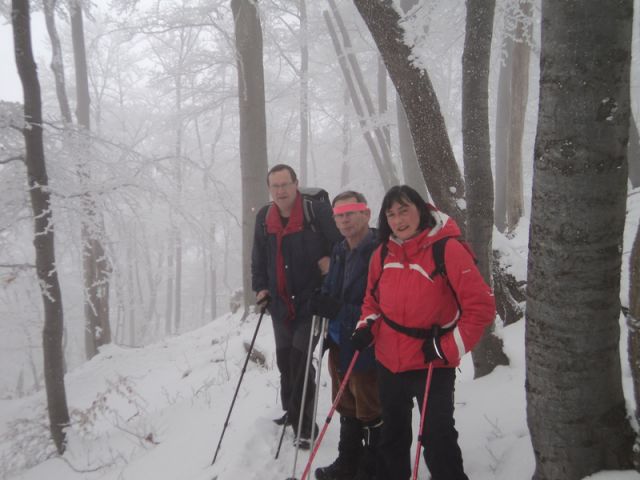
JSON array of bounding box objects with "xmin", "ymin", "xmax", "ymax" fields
[{"xmin": 526, "ymin": 1, "xmax": 635, "ymax": 477}]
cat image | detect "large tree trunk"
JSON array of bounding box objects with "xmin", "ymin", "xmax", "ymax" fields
[
  {"xmin": 70, "ymin": 0, "xmax": 111, "ymax": 359},
  {"xmin": 353, "ymin": 0, "xmax": 466, "ymax": 231},
  {"xmin": 629, "ymin": 222, "xmax": 640, "ymax": 471},
  {"xmin": 462, "ymin": 0, "xmax": 508, "ymax": 379},
  {"xmin": 12, "ymin": 0, "xmax": 70, "ymax": 454},
  {"xmin": 231, "ymin": 0, "xmax": 269, "ymax": 309},
  {"xmin": 526, "ymin": 2, "xmax": 635, "ymax": 478}
]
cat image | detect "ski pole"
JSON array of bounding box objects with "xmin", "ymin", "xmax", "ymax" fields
[
  {"xmin": 412, "ymin": 361, "xmax": 434, "ymax": 480},
  {"xmin": 298, "ymin": 350, "xmax": 361, "ymax": 480},
  {"xmin": 212, "ymin": 301, "xmax": 269, "ymax": 465},
  {"xmin": 289, "ymin": 315, "xmax": 320, "ymax": 479},
  {"xmin": 308, "ymin": 317, "xmax": 329, "ymax": 457}
]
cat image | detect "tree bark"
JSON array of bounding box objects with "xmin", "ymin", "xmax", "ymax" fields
[
  {"xmin": 70, "ymin": 0, "xmax": 111, "ymax": 358},
  {"xmin": 231, "ymin": 0, "xmax": 270, "ymax": 309},
  {"xmin": 462, "ymin": 0, "xmax": 508, "ymax": 379},
  {"xmin": 629, "ymin": 222, "xmax": 640, "ymax": 471},
  {"xmin": 526, "ymin": 2, "xmax": 635, "ymax": 478},
  {"xmin": 353, "ymin": 0, "xmax": 466, "ymax": 231},
  {"xmin": 629, "ymin": 112, "xmax": 640, "ymax": 188},
  {"xmin": 11, "ymin": 0, "xmax": 70, "ymax": 454}
]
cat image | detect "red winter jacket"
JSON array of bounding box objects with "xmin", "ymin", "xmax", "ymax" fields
[{"xmin": 358, "ymin": 210, "xmax": 495, "ymax": 373}]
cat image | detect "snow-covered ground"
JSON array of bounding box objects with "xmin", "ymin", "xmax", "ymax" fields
[{"xmin": 1, "ymin": 187, "xmax": 639, "ymax": 480}]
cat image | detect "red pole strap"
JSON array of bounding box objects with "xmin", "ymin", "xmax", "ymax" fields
[
  {"xmin": 299, "ymin": 350, "xmax": 361, "ymax": 480},
  {"xmin": 412, "ymin": 362, "xmax": 434, "ymax": 480}
]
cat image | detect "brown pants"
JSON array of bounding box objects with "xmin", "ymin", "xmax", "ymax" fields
[{"xmin": 328, "ymin": 345, "xmax": 381, "ymax": 423}]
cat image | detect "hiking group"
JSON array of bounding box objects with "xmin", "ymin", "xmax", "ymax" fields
[{"xmin": 251, "ymin": 164, "xmax": 496, "ymax": 480}]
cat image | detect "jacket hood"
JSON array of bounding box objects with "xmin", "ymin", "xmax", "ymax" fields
[{"xmin": 389, "ymin": 206, "xmax": 461, "ymax": 249}]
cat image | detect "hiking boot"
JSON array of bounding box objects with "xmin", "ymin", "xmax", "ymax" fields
[
  {"xmin": 273, "ymin": 412, "xmax": 291, "ymax": 426},
  {"xmin": 294, "ymin": 422, "xmax": 319, "ymax": 450},
  {"xmin": 353, "ymin": 418, "xmax": 382, "ymax": 480},
  {"xmin": 314, "ymin": 416, "xmax": 362, "ymax": 479}
]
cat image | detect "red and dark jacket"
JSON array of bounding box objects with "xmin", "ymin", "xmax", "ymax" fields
[{"xmin": 358, "ymin": 209, "xmax": 496, "ymax": 372}]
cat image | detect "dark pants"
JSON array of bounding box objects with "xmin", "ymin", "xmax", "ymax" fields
[
  {"xmin": 274, "ymin": 315, "xmax": 319, "ymax": 436},
  {"xmin": 376, "ymin": 364, "xmax": 468, "ymax": 480}
]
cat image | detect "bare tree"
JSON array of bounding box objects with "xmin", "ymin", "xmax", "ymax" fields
[
  {"xmin": 231, "ymin": 0, "xmax": 269, "ymax": 309},
  {"xmin": 11, "ymin": 0, "xmax": 70, "ymax": 454},
  {"xmin": 494, "ymin": 0, "xmax": 532, "ymax": 233},
  {"xmin": 462, "ymin": 0, "xmax": 508, "ymax": 378},
  {"xmin": 353, "ymin": 0, "xmax": 466, "ymax": 231},
  {"xmin": 629, "ymin": 112, "xmax": 640, "ymax": 188},
  {"xmin": 69, "ymin": 0, "xmax": 112, "ymax": 358},
  {"xmin": 526, "ymin": 1, "xmax": 635, "ymax": 478}
]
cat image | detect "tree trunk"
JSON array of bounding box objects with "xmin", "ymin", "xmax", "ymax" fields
[
  {"xmin": 42, "ymin": 0, "xmax": 72, "ymax": 125},
  {"xmin": 11, "ymin": 0, "xmax": 70, "ymax": 454},
  {"xmin": 629, "ymin": 222, "xmax": 640, "ymax": 471},
  {"xmin": 629, "ymin": 112, "xmax": 640, "ymax": 188},
  {"xmin": 377, "ymin": 55, "xmax": 391, "ymax": 156},
  {"xmin": 353, "ymin": 0, "xmax": 466, "ymax": 232},
  {"xmin": 231, "ymin": 0, "xmax": 269, "ymax": 309},
  {"xmin": 462, "ymin": 0, "xmax": 508, "ymax": 379},
  {"xmin": 526, "ymin": 2, "xmax": 635, "ymax": 478},
  {"xmin": 70, "ymin": 0, "xmax": 111, "ymax": 359},
  {"xmin": 494, "ymin": 34, "xmax": 511, "ymax": 233},
  {"xmin": 299, "ymin": 0, "xmax": 309, "ymax": 185},
  {"xmin": 505, "ymin": 1, "xmax": 531, "ymax": 232}
]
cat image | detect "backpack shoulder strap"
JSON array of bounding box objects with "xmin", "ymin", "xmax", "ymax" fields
[
  {"xmin": 430, "ymin": 237, "xmax": 450, "ymax": 279},
  {"xmin": 370, "ymin": 242, "xmax": 389, "ymax": 302},
  {"xmin": 302, "ymin": 196, "xmax": 316, "ymax": 231}
]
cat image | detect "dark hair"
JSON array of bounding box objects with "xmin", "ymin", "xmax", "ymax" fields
[
  {"xmin": 332, "ymin": 190, "xmax": 367, "ymax": 207},
  {"xmin": 267, "ymin": 164, "xmax": 298, "ymax": 185},
  {"xmin": 377, "ymin": 185, "xmax": 435, "ymax": 242}
]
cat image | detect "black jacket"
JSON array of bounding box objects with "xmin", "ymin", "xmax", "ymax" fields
[{"xmin": 251, "ymin": 197, "xmax": 342, "ymax": 324}]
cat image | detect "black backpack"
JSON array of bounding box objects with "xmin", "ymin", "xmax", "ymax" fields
[{"xmin": 261, "ymin": 187, "xmax": 330, "ymax": 234}]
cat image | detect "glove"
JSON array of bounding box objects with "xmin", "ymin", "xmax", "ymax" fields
[
  {"xmin": 256, "ymin": 293, "xmax": 271, "ymax": 309},
  {"xmin": 422, "ymin": 330, "xmax": 448, "ymax": 365},
  {"xmin": 308, "ymin": 290, "xmax": 342, "ymax": 319},
  {"xmin": 351, "ymin": 324, "xmax": 374, "ymax": 352}
]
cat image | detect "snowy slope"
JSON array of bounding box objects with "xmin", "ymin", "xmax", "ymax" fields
[{"xmin": 1, "ymin": 188, "xmax": 639, "ymax": 480}]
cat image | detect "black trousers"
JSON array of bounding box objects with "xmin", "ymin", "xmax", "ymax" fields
[{"xmin": 376, "ymin": 364, "xmax": 468, "ymax": 480}]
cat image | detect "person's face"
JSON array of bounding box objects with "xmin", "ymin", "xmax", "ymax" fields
[
  {"xmin": 385, "ymin": 200, "xmax": 421, "ymax": 241},
  {"xmin": 268, "ymin": 169, "xmax": 298, "ymax": 213},
  {"xmin": 333, "ymin": 197, "xmax": 371, "ymax": 242}
]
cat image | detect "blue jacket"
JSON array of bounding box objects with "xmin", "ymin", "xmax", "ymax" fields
[{"xmin": 322, "ymin": 229, "xmax": 378, "ymax": 372}]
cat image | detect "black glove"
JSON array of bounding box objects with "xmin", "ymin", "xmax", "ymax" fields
[
  {"xmin": 308, "ymin": 290, "xmax": 342, "ymax": 319},
  {"xmin": 422, "ymin": 327, "xmax": 448, "ymax": 364},
  {"xmin": 351, "ymin": 323, "xmax": 374, "ymax": 352},
  {"xmin": 256, "ymin": 293, "xmax": 271, "ymax": 309}
]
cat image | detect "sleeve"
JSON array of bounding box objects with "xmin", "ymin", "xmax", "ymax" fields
[
  {"xmin": 251, "ymin": 207, "xmax": 269, "ymax": 293},
  {"xmin": 314, "ymin": 201, "xmax": 343, "ymax": 254},
  {"xmin": 355, "ymin": 246, "xmax": 383, "ymax": 339},
  {"xmin": 438, "ymin": 240, "xmax": 496, "ymax": 364}
]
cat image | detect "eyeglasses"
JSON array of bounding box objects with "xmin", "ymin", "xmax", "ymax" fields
[{"xmin": 269, "ymin": 182, "xmax": 295, "ymax": 191}]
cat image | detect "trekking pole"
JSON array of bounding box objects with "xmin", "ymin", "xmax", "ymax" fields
[
  {"xmin": 298, "ymin": 350, "xmax": 361, "ymax": 480},
  {"xmin": 412, "ymin": 361, "xmax": 435, "ymax": 480},
  {"xmin": 308, "ymin": 317, "xmax": 329, "ymax": 455},
  {"xmin": 288, "ymin": 315, "xmax": 320, "ymax": 480},
  {"xmin": 212, "ymin": 301, "xmax": 269, "ymax": 465}
]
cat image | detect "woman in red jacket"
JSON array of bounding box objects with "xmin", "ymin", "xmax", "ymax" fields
[{"xmin": 351, "ymin": 185, "xmax": 496, "ymax": 480}]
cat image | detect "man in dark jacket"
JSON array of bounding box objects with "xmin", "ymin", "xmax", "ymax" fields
[
  {"xmin": 251, "ymin": 164, "xmax": 341, "ymax": 449},
  {"xmin": 310, "ymin": 191, "xmax": 382, "ymax": 480}
]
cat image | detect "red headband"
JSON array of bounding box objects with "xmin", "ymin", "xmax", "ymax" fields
[{"xmin": 333, "ymin": 202, "xmax": 368, "ymax": 215}]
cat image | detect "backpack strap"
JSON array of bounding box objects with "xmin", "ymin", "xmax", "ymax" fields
[
  {"xmin": 302, "ymin": 196, "xmax": 316, "ymax": 231},
  {"xmin": 380, "ymin": 311, "xmax": 455, "ymax": 339},
  {"xmin": 369, "ymin": 242, "xmax": 388, "ymax": 302},
  {"xmin": 429, "ymin": 236, "xmax": 450, "ymax": 279}
]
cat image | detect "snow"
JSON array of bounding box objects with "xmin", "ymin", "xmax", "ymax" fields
[{"xmin": 2, "ymin": 197, "xmax": 640, "ymax": 480}]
